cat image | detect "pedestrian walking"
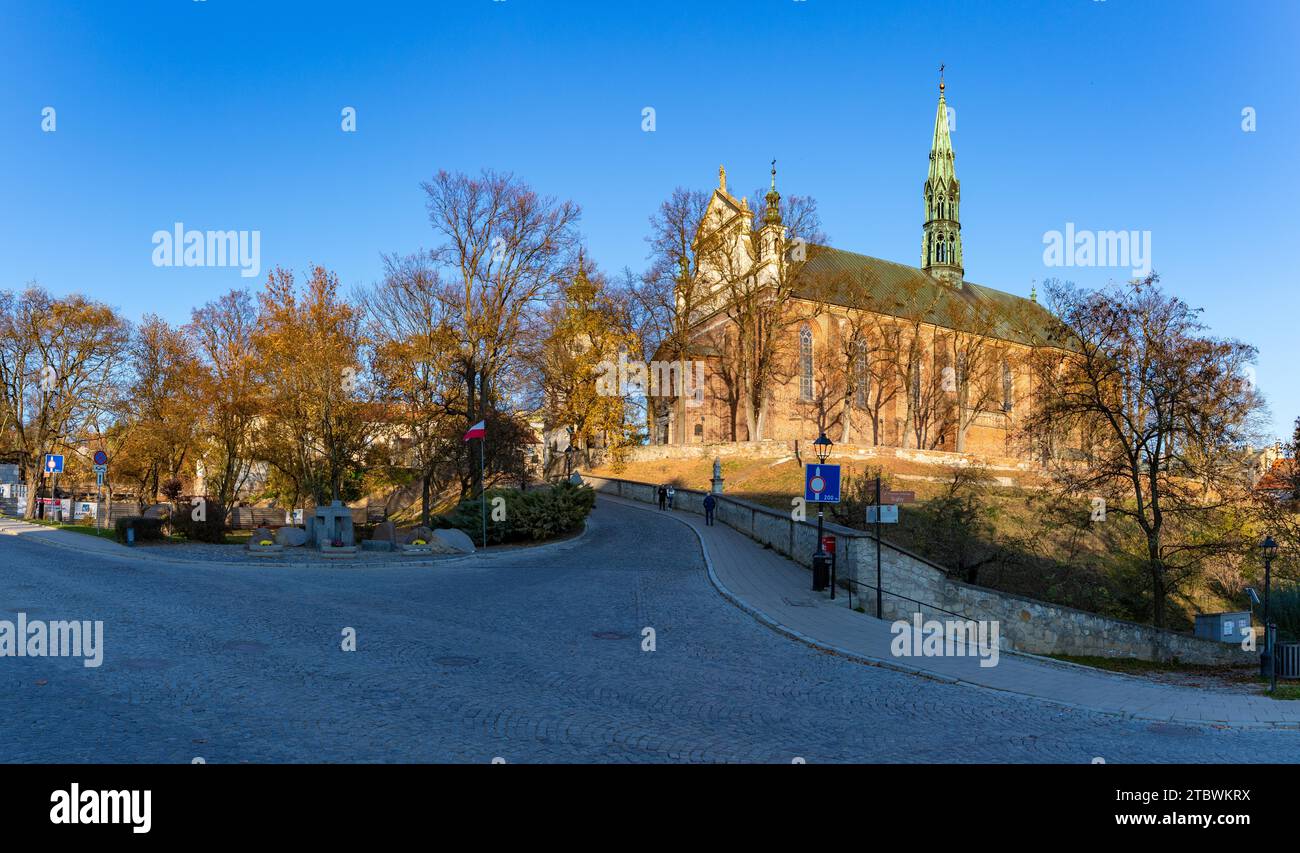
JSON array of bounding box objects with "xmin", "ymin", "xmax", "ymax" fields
[
  {"xmin": 666, "ymin": 485, "xmax": 675, "ymax": 510},
  {"xmin": 657, "ymin": 484, "xmax": 667, "ymax": 510},
  {"xmin": 703, "ymin": 493, "xmax": 716, "ymax": 526}
]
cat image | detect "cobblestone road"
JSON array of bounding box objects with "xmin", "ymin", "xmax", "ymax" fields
[{"xmin": 2, "ymin": 501, "xmax": 1297, "ymax": 763}]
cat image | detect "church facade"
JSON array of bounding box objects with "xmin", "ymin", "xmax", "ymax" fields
[{"xmin": 652, "ymin": 76, "xmax": 1055, "ymax": 460}]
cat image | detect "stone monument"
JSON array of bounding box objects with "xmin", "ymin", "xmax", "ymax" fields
[
  {"xmin": 311, "ymin": 501, "xmax": 355, "ymax": 549},
  {"xmin": 248, "ymin": 526, "xmax": 283, "ymax": 555},
  {"xmin": 710, "ymin": 457, "xmax": 725, "ymax": 494}
]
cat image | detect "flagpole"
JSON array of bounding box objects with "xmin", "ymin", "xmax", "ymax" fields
[{"xmin": 464, "ymin": 419, "xmax": 488, "ymax": 549}]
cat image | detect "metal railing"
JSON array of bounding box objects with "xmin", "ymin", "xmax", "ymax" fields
[{"xmin": 836, "ymin": 563, "xmax": 977, "ymax": 623}]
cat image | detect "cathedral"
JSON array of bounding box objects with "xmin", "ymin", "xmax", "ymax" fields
[{"xmin": 652, "ymin": 75, "xmax": 1054, "ymax": 459}]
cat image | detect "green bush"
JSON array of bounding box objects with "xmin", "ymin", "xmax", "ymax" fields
[
  {"xmin": 438, "ymin": 481, "xmax": 595, "ymax": 545},
  {"xmin": 115, "ymin": 516, "xmax": 165, "ymax": 543},
  {"xmin": 166, "ymin": 499, "xmax": 228, "ymax": 543},
  {"xmin": 1270, "ymin": 585, "xmax": 1300, "ymax": 643}
]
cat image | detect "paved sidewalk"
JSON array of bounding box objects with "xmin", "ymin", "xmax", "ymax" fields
[
  {"xmin": 0, "ymin": 516, "xmax": 135, "ymax": 558},
  {"xmin": 600, "ymin": 494, "xmax": 1300, "ymax": 729}
]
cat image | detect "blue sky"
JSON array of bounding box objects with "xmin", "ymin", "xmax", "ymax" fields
[{"xmin": 2, "ymin": 0, "xmax": 1296, "ymax": 440}]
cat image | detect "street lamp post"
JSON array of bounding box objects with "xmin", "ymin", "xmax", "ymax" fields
[
  {"xmin": 1260, "ymin": 535, "xmax": 1279, "ymax": 681},
  {"xmin": 811, "ymin": 432, "xmax": 833, "ymax": 594}
]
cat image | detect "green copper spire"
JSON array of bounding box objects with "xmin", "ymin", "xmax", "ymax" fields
[
  {"xmin": 922, "ymin": 65, "xmax": 964, "ymax": 287},
  {"xmin": 764, "ymin": 158, "xmax": 782, "ymax": 225}
]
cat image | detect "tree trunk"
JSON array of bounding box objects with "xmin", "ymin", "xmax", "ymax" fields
[
  {"xmin": 420, "ymin": 469, "xmax": 432, "ymax": 527},
  {"xmin": 675, "ymin": 356, "xmax": 687, "ymax": 445},
  {"xmin": 22, "ymin": 457, "xmax": 38, "ymax": 518},
  {"xmin": 464, "ymin": 361, "xmax": 478, "ymax": 496},
  {"xmin": 742, "ymin": 397, "xmax": 758, "ymax": 443},
  {"xmin": 1148, "ymin": 535, "xmax": 1167, "ymax": 629}
]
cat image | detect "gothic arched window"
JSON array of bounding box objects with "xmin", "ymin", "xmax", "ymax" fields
[{"xmin": 799, "ymin": 325, "xmax": 813, "ymax": 402}]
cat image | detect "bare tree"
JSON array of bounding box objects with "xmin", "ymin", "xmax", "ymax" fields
[
  {"xmin": 1020, "ymin": 275, "xmax": 1264, "ymax": 628},
  {"xmin": 695, "ymin": 189, "xmax": 825, "ymax": 441},
  {"xmin": 417, "ymin": 169, "xmax": 580, "ymax": 493},
  {"xmin": 364, "ymin": 255, "xmax": 465, "ymax": 524},
  {"xmin": 859, "ymin": 312, "xmax": 905, "ymax": 446},
  {"xmin": 933, "ymin": 297, "xmax": 1005, "ymax": 453},
  {"xmin": 638, "ymin": 187, "xmax": 713, "ymax": 443}
]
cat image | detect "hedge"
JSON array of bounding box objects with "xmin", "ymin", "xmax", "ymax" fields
[
  {"xmin": 1271, "ymin": 585, "xmax": 1300, "ymax": 643},
  {"xmin": 166, "ymin": 499, "xmax": 229, "ymax": 543},
  {"xmin": 115, "ymin": 516, "xmax": 165, "ymax": 543},
  {"xmin": 438, "ymin": 481, "xmax": 594, "ymax": 545}
]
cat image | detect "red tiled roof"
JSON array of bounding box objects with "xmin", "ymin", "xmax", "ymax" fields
[{"xmin": 1256, "ymin": 459, "xmax": 1299, "ymax": 493}]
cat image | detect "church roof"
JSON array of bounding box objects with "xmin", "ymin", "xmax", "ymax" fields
[{"xmin": 793, "ymin": 245, "xmax": 1057, "ymax": 347}]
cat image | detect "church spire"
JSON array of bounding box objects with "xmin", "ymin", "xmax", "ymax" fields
[{"xmin": 921, "ymin": 65, "xmax": 964, "ymax": 287}]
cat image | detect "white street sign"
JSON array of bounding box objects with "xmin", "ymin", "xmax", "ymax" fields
[{"xmin": 867, "ymin": 505, "xmax": 899, "ymax": 524}]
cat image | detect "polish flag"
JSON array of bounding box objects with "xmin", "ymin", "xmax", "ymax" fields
[{"xmin": 462, "ymin": 420, "xmax": 486, "ymax": 441}]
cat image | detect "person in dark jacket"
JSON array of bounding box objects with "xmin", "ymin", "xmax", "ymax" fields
[
  {"xmin": 657, "ymin": 484, "xmax": 667, "ymax": 510},
  {"xmin": 702, "ymin": 493, "xmax": 716, "ymax": 526}
]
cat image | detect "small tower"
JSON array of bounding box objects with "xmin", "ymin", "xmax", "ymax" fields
[
  {"xmin": 759, "ymin": 159, "xmax": 786, "ymax": 264},
  {"xmin": 921, "ymin": 66, "xmax": 964, "ymax": 287}
]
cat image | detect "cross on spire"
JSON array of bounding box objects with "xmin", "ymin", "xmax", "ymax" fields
[{"xmin": 922, "ymin": 67, "xmax": 962, "ymax": 286}]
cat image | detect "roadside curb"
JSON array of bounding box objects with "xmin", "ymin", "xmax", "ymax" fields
[{"xmin": 597, "ymin": 495, "xmax": 1300, "ymax": 731}]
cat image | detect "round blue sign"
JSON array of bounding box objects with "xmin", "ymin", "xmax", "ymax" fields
[{"xmin": 93, "ymin": 450, "xmax": 108, "ymax": 466}]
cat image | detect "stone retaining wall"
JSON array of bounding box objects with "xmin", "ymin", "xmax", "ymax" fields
[
  {"xmin": 583, "ymin": 473, "xmax": 1253, "ymax": 665},
  {"xmin": 587, "ymin": 442, "xmax": 1035, "ymax": 473}
]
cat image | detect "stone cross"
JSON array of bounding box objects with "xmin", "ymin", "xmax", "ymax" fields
[{"xmin": 311, "ymin": 501, "xmax": 355, "ymax": 548}]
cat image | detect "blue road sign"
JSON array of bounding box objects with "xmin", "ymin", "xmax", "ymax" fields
[
  {"xmin": 804, "ymin": 463, "xmax": 841, "ymax": 503},
  {"xmin": 43, "ymin": 454, "xmax": 64, "ymax": 474}
]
